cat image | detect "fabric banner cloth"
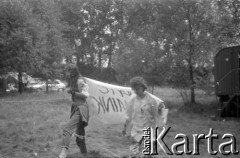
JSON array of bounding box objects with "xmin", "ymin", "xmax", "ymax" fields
[{"xmin": 84, "ymin": 77, "xmax": 168, "ymax": 125}]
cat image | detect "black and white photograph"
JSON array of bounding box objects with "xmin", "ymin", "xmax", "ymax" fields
[{"xmin": 0, "ymin": 0, "xmax": 240, "ymax": 158}]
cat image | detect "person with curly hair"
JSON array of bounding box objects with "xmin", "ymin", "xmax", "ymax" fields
[
  {"xmin": 122, "ymin": 76, "xmax": 165, "ymax": 158},
  {"xmin": 58, "ymin": 66, "xmax": 89, "ymax": 158}
]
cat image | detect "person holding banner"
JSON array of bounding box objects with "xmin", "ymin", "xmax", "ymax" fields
[
  {"xmin": 122, "ymin": 76, "xmax": 165, "ymax": 158},
  {"xmin": 58, "ymin": 67, "xmax": 89, "ymax": 158}
]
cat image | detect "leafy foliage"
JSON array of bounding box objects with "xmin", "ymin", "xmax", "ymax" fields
[{"xmin": 1, "ymin": 0, "xmax": 240, "ymax": 99}]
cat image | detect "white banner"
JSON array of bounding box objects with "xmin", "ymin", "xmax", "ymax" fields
[{"xmin": 85, "ymin": 77, "xmax": 168, "ymax": 125}]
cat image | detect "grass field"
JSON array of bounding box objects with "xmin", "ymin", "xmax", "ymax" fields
[{"xmin": 0, "ymin": 88, "xmax": 239, "ymax": 158}]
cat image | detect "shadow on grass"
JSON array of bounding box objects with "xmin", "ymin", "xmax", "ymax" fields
[
  {"xmin": 177, "ymin": 101, "xmax": 219, "ymax": 116},
  {"xmin": 174, "ymin": 101, "xmax": 240, "ymax": 122},
  {"xmin": 67, "ymin": 150, "xmax": 113, "ymax": 158}
]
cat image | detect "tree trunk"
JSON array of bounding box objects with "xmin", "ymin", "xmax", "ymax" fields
[
  {"xmin": 46, "ymin": 79, "xmax": 49, "ymax": 92},
  {"xmin": 98, "ymin": 32, "xmax": 103, "ymax": 69},
  {"xmin": 2, "ymin": 78, "xmax": 7, "ymax": 92},
  {"xmin": 18, "ymin": 71, "xmax": 23, "ymax": 93},
  {"xmin": 108, "ymin": 33, "xmax": 113, "ymax": 68},
  {"xmin": 189, "ymin": 62, "xmax": 195, "ymax": 103},
  {"xmin": 187, "ymin": 7, "xmax": 195, "ymax": 103},
  {"xmin": 98, "ymin": 46, "xmax": 102, "ymax": 69},
  {"xmin": 90, "ymin": 43, "xmax": 94, "ymax": 68}
]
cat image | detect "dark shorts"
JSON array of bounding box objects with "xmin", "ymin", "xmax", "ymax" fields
[{"xmin": 71, "ymin": 102, "xmax": 89, "ymax": 127}]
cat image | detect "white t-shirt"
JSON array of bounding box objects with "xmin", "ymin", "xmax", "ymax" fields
[{"xmin": 125, "ymin": 92, "xmax": 165, "ymax": 142}]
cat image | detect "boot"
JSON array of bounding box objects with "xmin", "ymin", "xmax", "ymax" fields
[{"xmin": 76, "ymin": 137, "xmax": 87, "ymax": 154}]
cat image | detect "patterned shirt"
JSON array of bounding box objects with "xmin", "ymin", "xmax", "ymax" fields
[{"xmin": 125, "ymin": 92, "xmax": 165, "ymax": 142}]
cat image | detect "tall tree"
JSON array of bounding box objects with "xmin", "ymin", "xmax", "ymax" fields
[
  {"xmin": 60, "ymin": 0, "xmax": 122, "ymax": 78},
  {"xmin": 28, "ymin": 0, "xmax": 71, "ymax": 91},
  {"xmin": 0, "ymin": 0, "xmax": 72, "ymax": 92},
  {"xmin": 208, "ymin": 0, "xmax": 240, "ymax": 48},
  {"xmin": 113, "ymin": 0, "xmax": 171, "ymax": 85},
  {"xmin": 154, "ymin": 0, "xmax": 215, "ymax": 103},
  {"xmin": 0, "ymin": 0, "xmax": 38, "ymax": 93}
]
